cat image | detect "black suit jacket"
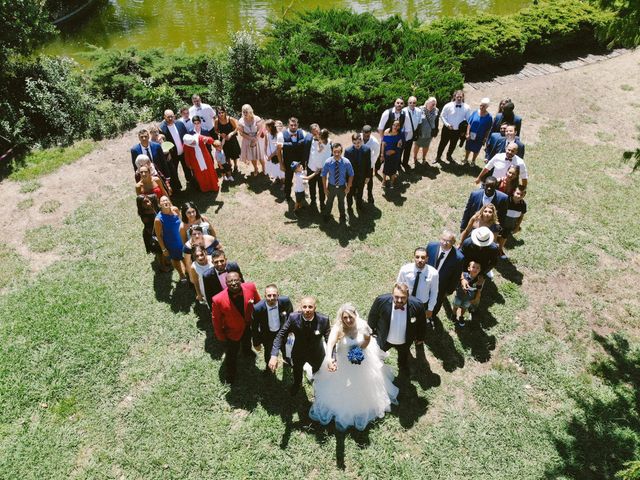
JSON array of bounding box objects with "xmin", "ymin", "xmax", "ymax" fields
[
  {"xmin": 271, "ymin": 312, "xmax": 330, "ymax": 366},
  {"xmin": 460, "ymin": 188, "xmax": 509, "ymax": 231},
  {"xmin": 159, "ymin": 120, "xmax": 188, "ymax": 159},
  {"xmin": 344, "ymin": 145, "xmax": 372, "ymax": 184},
  {"xmin": 251, "ymin": 296, "xmax": 294, "ymax": 346},
  {"xmin": 427, "ymin": 241, "xmax": 465, "ymax": 295},
  {"xmin": 202, "ymin": 262, "xmax": 243, "ymax": 307},
  {"xmin": 367, "ymin": 294, "xmax": 426, "ymax": 348}
]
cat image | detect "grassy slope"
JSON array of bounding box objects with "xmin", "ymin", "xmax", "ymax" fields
[
  {"xmin": 8, "ymin": 140, "xmax": 96, "ymax": 182},
  {"xmin": 1, "ymin": 126, "xmax": 639, "ymax": 479}
]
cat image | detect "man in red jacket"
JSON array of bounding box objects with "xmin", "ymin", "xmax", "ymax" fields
[{"xmin": 211, "ymin": 271, "xmax": 261, "ymax": 384}]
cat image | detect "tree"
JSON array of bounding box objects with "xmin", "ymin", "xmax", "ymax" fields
[
  {"xmin": 0, "ymin": 0, "xmax": 55, "ymax": 65},
  {"xmin": 599, "ymin": 0, "xmax": 640, "ymax": 47}
]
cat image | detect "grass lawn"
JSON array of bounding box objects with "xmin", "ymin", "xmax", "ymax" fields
[
  {"xmin": 1, "ymin": 126, "xmax": 639, "ymax": 479},
  {"xmin": 8, "ymin": 140, "xmax": 96, "ymax": 182}
]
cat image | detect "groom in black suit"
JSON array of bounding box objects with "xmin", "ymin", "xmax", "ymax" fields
[
  {"xmin": 251, "ymin": 284, "xmax": 293, "ymax": 371},
  {"xmin": 367, "ymin": 282, "xmax": 427, "ymax": 374},
  {"xmin": 269, "ymin": 296, "xmax": 331, "ymax": 396}
]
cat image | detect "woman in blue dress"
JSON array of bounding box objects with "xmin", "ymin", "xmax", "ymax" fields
[
  {"xmin": 381, "ymin": 120, "xmax": 404, "ymax": 189},
  {"xmin": 464, "ymin": 98, "xmax": 493, "ymax": 165},
  {"xmin": 154, "ymin": 195, "xmax": 187, "ymax": 282}
]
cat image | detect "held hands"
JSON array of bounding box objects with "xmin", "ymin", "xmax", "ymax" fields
[{"xmin": 268, "ymin": 355, "xmax": 279, "ymax": 372}]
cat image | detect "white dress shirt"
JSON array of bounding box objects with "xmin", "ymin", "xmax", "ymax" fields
[
  {"xmin": 402, "ymin": 106, "xmax": 423, "ymax": 141},
  {"xmin": 267, "ymin": 303, "xmax": 280, "ymax": 332},
  {"xmin": 308, "ymin": 139, "xmax": 332, "ymax": 171},
  {"xmin": 189, "ymin": 103, "xmax": 216, "ymax": 132},
  {"xmin": 166, "ymin": 123, "xmax": 184, "ymax": 155},
  {"xmin": 364, "ymin": 136, "xmax": 381, "ymax": 167},
  {"xmin": 397, "ymin": 263, "xmax": 439, "ymax": 311},
  {"xmin": 377, "ymin": 108, "xmax": 404, "ymax": 132},
  {"xmin": 482, "ymin": 192, "xmax": 495, "ymax": 205},
  {"xmin": 440, "ymin": 101, "xmax": 471, "ymax": 130},
  {"xmin": 387, "ymin": 307, "xmax": 407, "ymax": 345},
  {"xmin": 486, "ymin": 153, "xmax": 528, "ymax": 180}
]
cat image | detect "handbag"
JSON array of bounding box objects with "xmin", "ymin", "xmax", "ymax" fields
[{"xmin": 270, "ymin": 154, "xmax": 279, "ymax": 164}]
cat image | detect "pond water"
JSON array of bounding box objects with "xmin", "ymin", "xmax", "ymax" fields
[{"xmin": 43, "ymin": 0, "xmax": 530, "ymax": 58}]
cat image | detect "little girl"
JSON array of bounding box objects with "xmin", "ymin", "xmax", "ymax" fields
[
  {"xmin": 452, "ymin": 260, "xmax": 484, "ymax": 327},
  {"xmin": 291, "ymin": 161, "xmax": 317, "ymax": 212},
  {"xmin": 213, "ymin": 140, "xmax": 233, "ymax": 182}
]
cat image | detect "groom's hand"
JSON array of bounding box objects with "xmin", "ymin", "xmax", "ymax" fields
[{"xmin": 268, "ymin": 356, "xmax": 279, "ymax": 372}]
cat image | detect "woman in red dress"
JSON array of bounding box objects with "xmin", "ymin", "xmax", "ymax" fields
[{"xmin": 183, "ymin": 116, "xmax": 219, "ymax": 193}]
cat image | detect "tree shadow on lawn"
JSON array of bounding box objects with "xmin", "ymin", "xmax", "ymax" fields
[{"xmin": 546, "ymin": 332, "xmax": 640, "ymax": 480}]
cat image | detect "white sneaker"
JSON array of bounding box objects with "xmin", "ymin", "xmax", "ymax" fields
[
  {"xmin": 228, "ymin": 175, "xmax": 234, "ymax": 182},
  {"xmin": 486, "ymin": 270, "xmax": 494, "ymax": 280}
]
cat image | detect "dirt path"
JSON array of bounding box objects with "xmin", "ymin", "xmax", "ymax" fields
[{"xmin": 2, "ymin": 49, "xmax": 639, "ymax": 272}]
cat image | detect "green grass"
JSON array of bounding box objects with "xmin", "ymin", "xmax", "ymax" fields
[
  {"xmin": 1, "ymin": 127, "xmax": 640, "ymax": 479},
  {"xmin": 39, "ymin": 200, "xmax": 61, "ymax": 214},
  {"xmin": 9, "ymin": 140, "xmax": 96, "ymax": 181}
]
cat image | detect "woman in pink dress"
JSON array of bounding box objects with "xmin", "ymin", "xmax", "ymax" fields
[
  {"xmin": 183, "ymin": 116, "xmax": 219, "ymax": 193},
  {"xmin": 237, "ymin": 104, "xmax": 264, "ymax": 176}
]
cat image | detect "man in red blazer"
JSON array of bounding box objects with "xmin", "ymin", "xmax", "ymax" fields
[{"xmin": 211, "ymin": 271, "xmax": 261, "ymax": 384}]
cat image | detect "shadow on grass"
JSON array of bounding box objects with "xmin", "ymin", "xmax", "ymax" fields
[
  {"xmin": 194, "ymin": 301, "xmax": 224, "ymax": 360},
  {"xmin": 437, "ymin": 157, "xmax": 481, "ymax": 178},
  {"xmin": 424, "ymin": 316, "xmax": 465, "ymax": 372},
  {"xmin": 546, "ymin": 332, "xmax": 640, "ymax": 480},
  {"xmin": 495, "ymin": 259, "xmax": 524, "ymax": 285},
  {"xmin": 153, "ymin": 272, "xmax": 195, "ymax": 314}
]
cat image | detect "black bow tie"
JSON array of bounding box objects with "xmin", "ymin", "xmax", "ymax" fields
[{"xmin": 455, "ymin": 105, "xmax": 462, "ymax": 108}]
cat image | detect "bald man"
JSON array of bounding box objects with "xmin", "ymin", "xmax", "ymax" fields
[
  {"xmin": 159, "ymin": 108, "xmax": 191, "ymax": 190},
  {"xmin": 269, "ymin": 296, "xmax": 331, "ymax": 396}
]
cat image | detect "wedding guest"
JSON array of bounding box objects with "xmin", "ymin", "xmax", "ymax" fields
[
  {"xmin": 321, "ymin": 143, "xmax": 354, "ymax": 223},
  {"xmin": 485, "ymin": 124, "xmax": 525, "ymax": 161},
  {"xmin": 135, "ymin": 165, "xmax": 169, "ymax": 198},
  {"xmin": 460, "ymin": 176, "xmax": 509, "ymax": 231},
  {"xmin": 464, "ymin": 98, "xmax": 493, "ymax": 165},
  {"xmin": 263, "ymin": 119, "xmax": 284, "ymax": 185},
  {"xmin": 237, "ymin": 104, "xmax": 264, "ymax": 176},
  {"xmin": 160, "ymin": 109, "xmax": 191, "ymax": 190},
  {"xmin": 154, "ymin": 196, "xmax": 187, "ymax": 282},
  {"xmin": 183, "ymin": 124, "xmax": 219, "ymax": 193},
  {"xmin": 344, "ymin": 133, "xmax": 371, "ymax": 212},
  {"xmin": 309, "ymin": 303, "xmax": 399, "ymax": 431},
  {"xmin": 307, "ymin": 126, "xmax": 331, "ymax": 211},
  {"xmin": 180, "ymin": 201, "xmax": 216, "ymax": 243},
  {"xmin": 476, "ymin": 142, "xmax": 528, "ymax": 188},
  {"xmin": 281, "ymin": 117, "xmax": 307, "ymax": 202},
  {"xmin": 178, "ymin": 106, "xmax": 194, "ymax": 132},
  {"xmin": 183, "ymin": 226, "xmax": 221, "ymax": 285},
  {"xmin": 367, "ymin": 282, "xmax": 427, "ymax": 375},
  {"xmin": 498, "ymin": 186, "xmax": 527, "ymax": 257},
  {"xmin": 459, "ymin": 203, "xmax": 502, "ymax": 246},
  {"xmin": 381, "ymin": 120, "xmax": 404, "ymax": 189},
  {"xmin": 189, "ymin": 94, "xmax": 216, "ymax": 134},
  {"xmin": 460, "ymin": 227, "xmax": 499, "ymax": 279},
  {"xmin": 452, "ymin": 260, "xmax": 484, "ymax": 328},
  {"xmin": 202, "ymin": 250, "xmax": 243, "ymax": 307},
  {"xmin": 401, "ymin": 96, "xmax": 423, "ymax": 170},
  {"xmin": 269, "ymin": 296, "xmax": 331, "ymax": 396},
  {"xmin": 191, "ymin": 245, "xmax": 213, "ymax": 304},
  {"xmin": 376, "ymin": 98, "xmax": 405, "ymax": 172},
  {"xmin": 291, "ymin": 161, "xmax": 317, "ymax": 213},
  {"xmin": 491, "ymin": 101, "xmax": 522, "ymax": 136},
  {"xmin": 435, "ymin": 90, "xmax": 471, "ymax": 163},
  {"xmin": 498, "ymin": 165, "xmax": 520, "ymax": 196},
  {"xmin": 362, "ymin": 125, "xmax": 380, "ymax": 204},
  {"xmin": 134, "ymin": 154, "xmax": 171, "ymax": 196},
  {"xmin": 211, "ymin": 271, "xmax": 261, "ymax": 384},
  {"xmin": 251, "ymin": 284, "xmax": 293, "ymax": 372},
  {"xmin": 149, "ymin": 125, "xmax": 165, "ymax": 144},
  {"xmin": 397, "ymin": 247, "xmax": 439, "ymax": 324},
  {"xmin": 413, "ymin": 97, "xmax": 439, "ymax": 165},
  {"xmin": 214, "ymin": 106, "xmax": 241, "ymax": 173},
  {"xmin": 426, "ymin": 230, "xmax": 464, "ymax": 318},
  {"xmin": 213, "ymin": 139, "xmax": 233, "ymax": 182},
  {"xmin": 130, "ymin": 129, "xmax": 170, "ymax": 182},
  {"xmin": 136, "ymin": 193, "xmax": 169, "ymax": 271}
]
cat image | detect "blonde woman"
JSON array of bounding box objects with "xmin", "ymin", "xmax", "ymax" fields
[
  {"xmin": 309, "ymin": 303, "xmax": 399, "ymax": 431},
  {"xmin": 237, "ymin": 104, "xmax": 264, "ymax": 176},
  {"xmin": 459, "ymin": 203, "xmax": 501, "ymax": 246}
]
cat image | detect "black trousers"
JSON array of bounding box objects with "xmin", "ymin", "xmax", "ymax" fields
[
  {"xmin": 284, "ymin": 165, "xmax": 294, "ymax": 198},
  {"xmin": 307, "ymin": 167, "xmax": 325, "ymax": 207},
  {"xmin": 347, "ymin": 180, "xmax": 366, "ymax": 208},
  {"xmin": 261, "ymin": 330, "xmax": 286, "ymax": 365},
  {"xmin": 292, "ymin": 355, "xmax": 324, "ymax": 387},
  {"xmin": 324, "ymin": 184, "xmax": 346, "ymax": 218},
  {"xmin": 224, "ymin": 327, "xmax": 252, "ymax": 378},
  {"xmin": 383, "ymin": 342, "xmax": 410, "ymax": 369},
  {"xmin": 436, "ymin": 128, "xmax": 460, "ymax": 159},
  {"xmin": 402, "ymin": 138, "xmax": 414, "ymax": 167}
]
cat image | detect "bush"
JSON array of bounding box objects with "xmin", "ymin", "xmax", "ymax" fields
[{"xmin": 515, "ymin": 0, "xmax": 612, "ymax": 55}]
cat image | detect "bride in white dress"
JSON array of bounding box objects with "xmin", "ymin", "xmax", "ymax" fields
[{"xmin": 309, "ymin": 303, "xmax": 399, "ymax": 431}]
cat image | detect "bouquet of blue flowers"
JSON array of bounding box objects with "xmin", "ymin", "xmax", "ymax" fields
[{"xmin": 347, "ymin": 345, "xmax": 365, "ymax": 365}]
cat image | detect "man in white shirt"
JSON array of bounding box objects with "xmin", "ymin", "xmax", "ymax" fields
[
  {"xmin": 435, "ymin": 90, "xmax": 471, "ymax": 163},
  {"xmin": 159, "ymin": 109, "xmax": 192, "ymax": 190},
  {"xmin": 401, "ymin": 96, "xmax": 423, "ymax": 171},
  {"xmin": 178, "ymin": 106, "xmax": 194, "ymax": 132},
  {"xmin": 362, "ymin": 125, "xmax": 380, "ymax": 204},
  {"xmin": 397, "ymin": 247, "xmax": 439, "ymax": 322},
  {"xmin": 476, "ymin": 142, "xmax": 528, "ymax": 187},
  {"xmin": 377, "ymin": 98, "xmax": 406, "ymax": 138},
  {"xmin": 306, "ymin": 123, "xmax": 329, "ymax": 210},
  {"xmin": 189, "ymin": 95, "xmax": 216, "ymax": 134}
]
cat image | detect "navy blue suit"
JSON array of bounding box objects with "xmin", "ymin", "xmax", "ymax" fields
[
  {"xmin": 460, "ymin": 188, "xmax": 509, "ymax": 231},
  {"xmin": 251, "ymin": 296, "xmax": 294, "ymax": 364},
  {"xmin": 427, "ymin": 241, "xmax": 465, "ymax": 316},
  {"xmin": 282, "ymin": 129, "xmax": 306, "ymax": 199},
  {"xmin": 344, "ymin": 144, "xmax": 371, "ymax": 208},
  {"xmin": 130, "ymin": 141, "xmax": 169, "ymax": 178},
  {"xmin": 159, "ymin": 120, "xmax": 192, "ymax": 189},
  {"xmin": 485, "ymin": 133, "xmax": 525, "ymax": 161}
]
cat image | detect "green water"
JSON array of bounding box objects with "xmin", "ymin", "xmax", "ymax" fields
[{"xmin": 44, "ymin": 0, "xmax": 530, "ymax": 57}]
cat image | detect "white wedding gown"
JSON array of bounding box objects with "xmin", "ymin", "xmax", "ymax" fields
[{"xmin": 309, "ymin": 320, "xmax": 399, "ymax": 431}]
